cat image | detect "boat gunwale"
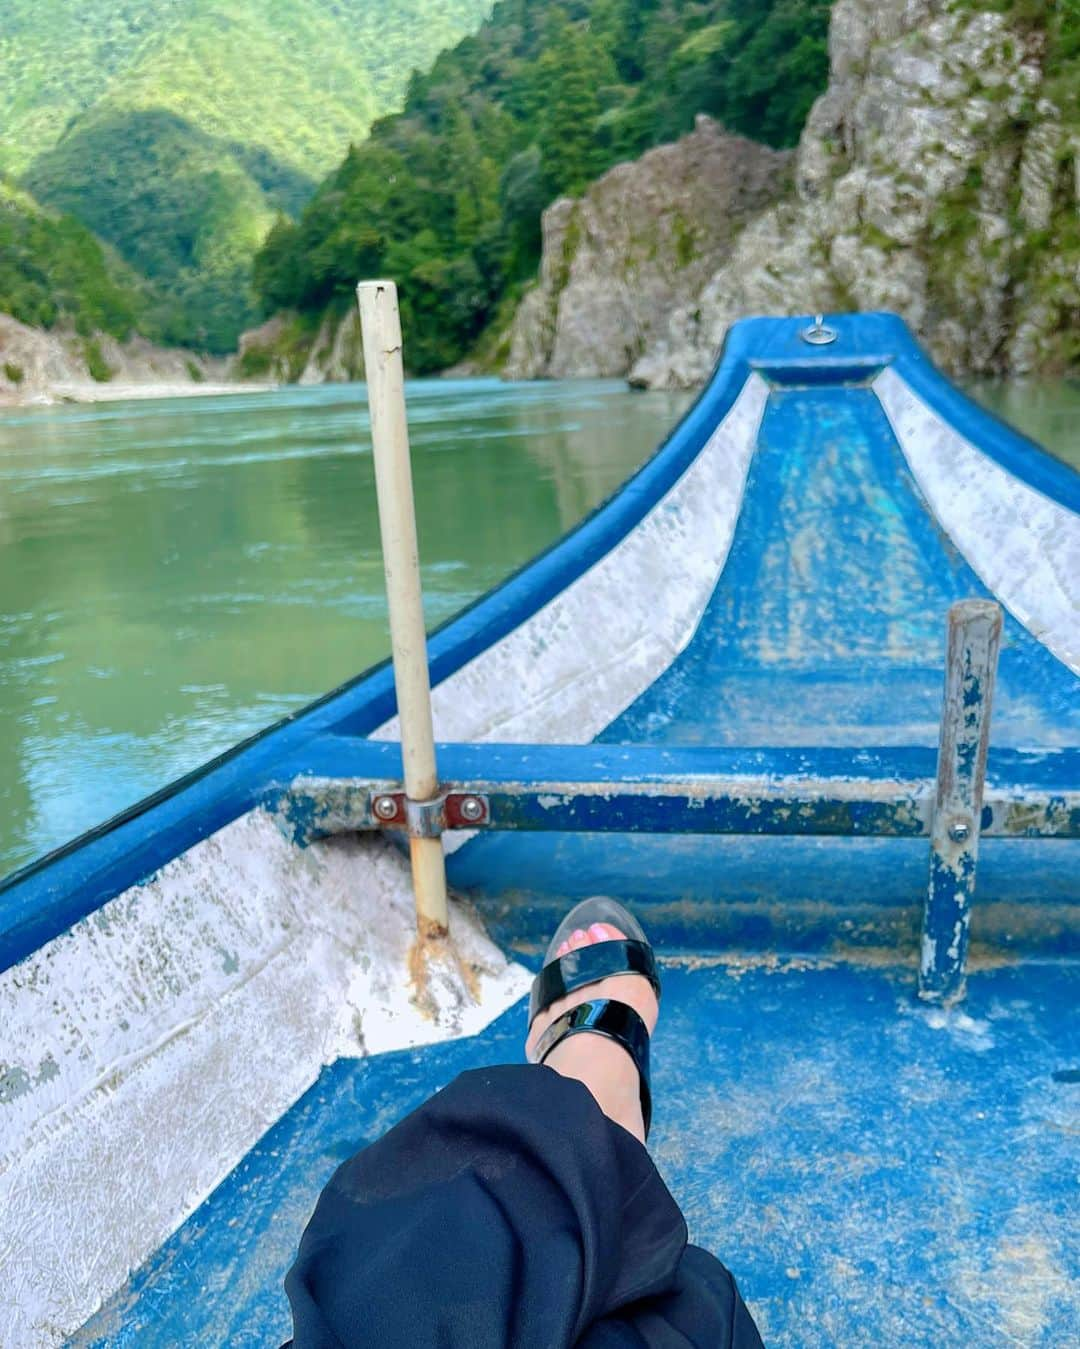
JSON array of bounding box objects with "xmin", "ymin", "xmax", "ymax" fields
[
  {"xmin": 0, "ymin": 333, "xmax": 749, "ymax": 967},
  {"xmin": 2, "ymin": 312, "xmax": 1076, "ymax": 974}
]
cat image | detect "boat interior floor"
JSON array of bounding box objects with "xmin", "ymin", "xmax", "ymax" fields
[
  {"xmin": 598, "ymin": 384, "xmax": 1075, "ymax": 750},
  {"xmin": 75, "ymin": 956, "xmax": 1079, "ymax": 1348},
  {"xmin": 28, "ymin": 325, "xmax": 1078, "ymax": 1347}
]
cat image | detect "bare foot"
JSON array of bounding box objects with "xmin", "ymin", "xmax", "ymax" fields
[{"xmin": 526, "ymin": 921, "xmax": 659, "ymax": 1144}]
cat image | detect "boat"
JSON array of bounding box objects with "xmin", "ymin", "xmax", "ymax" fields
[{"xmin": 1, "ymin": 311, "xmax": 1077, "ymax": 1347}]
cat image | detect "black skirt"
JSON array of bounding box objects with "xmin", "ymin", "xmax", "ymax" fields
[{"xmin": 285, "ymin": 1064, "xmax": 763, "ymax": 1348}]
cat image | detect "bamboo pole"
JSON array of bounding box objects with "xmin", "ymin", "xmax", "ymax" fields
[{"xmin": 356, "ymin": 280, "xmax": 449, "ymax": 938}]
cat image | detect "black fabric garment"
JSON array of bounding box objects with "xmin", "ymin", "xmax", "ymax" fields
[{"xmin": 285, "ymin": 1064, "xmax": 764, "ymax": 1348}]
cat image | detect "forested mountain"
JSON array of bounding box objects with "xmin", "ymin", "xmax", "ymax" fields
[
  {"xmin": 251, "ymin": 0, "xmax": 833, "ymax": 373},
  {"xmin": 0, "ymin": 179, "xmax": 145, "ymax": 347},
  {"xmin": 2, "ymin": 0, "xmax": 494, "ymax": 350}
]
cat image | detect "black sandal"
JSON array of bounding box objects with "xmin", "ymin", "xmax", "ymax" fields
[{"xmin": 527, "ymin": 897, "xmax": 661, "ymax": 1138}]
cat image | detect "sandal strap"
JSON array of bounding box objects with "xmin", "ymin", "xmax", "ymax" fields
[
  {"xmin": 529, "ymin": 938, "xmax": 660, "ymax": 1026},
  {"xmin": 532, "ymin": 998, "xmax": 653, "ymax": 1138}
]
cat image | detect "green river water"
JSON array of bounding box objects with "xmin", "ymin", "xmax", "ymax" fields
[{"xmin": 1, "ymin": 376, "xmax": 1077, "ymax": 880}]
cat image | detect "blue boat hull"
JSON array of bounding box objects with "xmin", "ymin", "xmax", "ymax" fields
[
  {"xmin": 1, "ymin": 314, "xmax": 1077, "ymax": 1346},
  {"xmin": 75, "ymin": 961, "xmax": 1080, "ymax": 1348}
]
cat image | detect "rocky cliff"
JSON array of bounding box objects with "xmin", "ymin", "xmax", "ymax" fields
[
  {"xmin": 504, "ymin": 117, "xmax": 792, "ymax": 379},
  {"xmin": 510, "ymin": 1, "xmax": 1079, "ymax": 387},
  {"xmin": 236, "ymin": 308, "xmax": 364, "ymax": 385},
  {"xmin": 247, "ymin": 116, "xmax": 791, "ymax": 387},
  {"xmin": 0, "ymin": 313, "xmax": 235, "ymax": 404}
]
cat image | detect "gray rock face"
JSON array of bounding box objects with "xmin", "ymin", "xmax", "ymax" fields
[
  {"xmin": 239, "ymin": 308, "xmax": 364, "ymax": 386},
  {"xmin": 0, "ymin": 312, "xmax": 228, "ymax": 402},
  {"xmin": 299, "ymin": 309, "xmax": 363, "ymax": 385},
  {"xmin": 511, "ymin": 1, "xmax": 1077, "ymax": 388},
  {"xmin": 504, "ymin": 117, "xmax": 791, "ymax": 379}
]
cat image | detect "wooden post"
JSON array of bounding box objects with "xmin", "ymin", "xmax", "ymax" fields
[
  {"xmin": 918, "ymin": 599, "xmax": 1002, "ymax": 1004},
  {"xmin": 356, "ymin": 280, "xmax": 449, "ymax": 938}
]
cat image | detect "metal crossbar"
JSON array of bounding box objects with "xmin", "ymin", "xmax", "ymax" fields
[
  {"xmin": 281, "ymin": 763, "xmax": 1078, "ymax": 842},
  {"xmin": 274, "ymin": 603, "xmax": 1077, "ymax": 1006}
]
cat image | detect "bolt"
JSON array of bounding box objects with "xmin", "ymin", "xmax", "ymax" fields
[
  {"xmin": 458, "ymin": 795, "xmax": 485, "ymax": 823},
  {"xmin": 948, "ymin": 818, "xmax": 971, "ymax": 844},
  {"xmin": 373, "ymin": 795, "xmax": 399, "ymax": 821}
]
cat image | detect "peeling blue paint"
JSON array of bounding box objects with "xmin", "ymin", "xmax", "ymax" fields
[
  {"xmin": 75, "ymin": 963, "xmax": 1080, "ymax": 1348},
  {"xmin": 919, "ymin": 603, "xmax": 1001, "ymax": 1002}
]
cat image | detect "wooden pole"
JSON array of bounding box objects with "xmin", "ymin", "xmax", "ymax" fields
[{"xmin": 356, "ymin": 280, "xmax": 449, "ymax": 938}]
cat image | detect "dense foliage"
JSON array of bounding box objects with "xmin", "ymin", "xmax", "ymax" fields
[
  {"xmin": 0, "ymin": 181, "xmax": 144, "ymax": 339},
  {"xmin": 1035, "ymin": 0, "xmax": 1080, "ymax": 117},
  {"xmin": 252, "ymin": 0, "xmax": 833, "ymax": 372},
  {"xmin": 25, "ymin": 109, "xmax": 289, "ymax": 352},
  {"xmin": 5, "ymin": 0, "xmax": 493, "ymax": 350}
]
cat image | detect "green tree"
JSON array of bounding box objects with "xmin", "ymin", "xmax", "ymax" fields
[
  {"xmin": 251, "ymin": 0, "xmax": 840, "ymax": 373},
  {"xmin": 538, "ymin": 21, "xmax": 608, "ymax": 196},
  {"xmin": 0, "ymin": 180, "xmax": 144, "ymax": 339},
  {"xmin": 500, "ymin": 146, "xmax": 547, "ymax": 271},
  {"xmin": 252, "ymin": 215, "xmax": 304, "ymax": 311},
  {"xmin": 716, "ymin": 0, "xmax": 831, "ymax": 146}
]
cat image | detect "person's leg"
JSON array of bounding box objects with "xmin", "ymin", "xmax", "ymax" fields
[
  {"xmin": 284, "ymin": 1063, "xmax": 688, "ymax": 1348},
  {"xmin": 526, "ymin": 920, "xmax": 659, "ymax": 1143},
  {"xmin": 579, "ymin": 1245, "xmax": 765, "ymax": 1349},
  {"xmin": 285, "ymin": 914, "xmax": 763, "ymax": 1348},
  {"xmin": 526, "ymin": 921, "xmax": 764, "ymax": 1349}
]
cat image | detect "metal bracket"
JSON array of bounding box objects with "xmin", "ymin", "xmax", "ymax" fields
[
  {"xmin": 371, "ymin": 792, "xmax": 406, "ymax": 826},
  {"xmin": 444, "ymin": 793, "xmax": 490, "ymax": 828},
  {"xmin": 918, "ymin": 600, "xmax": 1002, "ymax": 1005},
  {"xmin": 406, "ymin": 796, "xmax": 446, "ymax": 838},
  {"xmin": 370, "ymin": 791, "xmax": 489, "ymax": 836},
  {"xmin": 800, "ymin": 313, "xmax": 838, "ymax": 346}
]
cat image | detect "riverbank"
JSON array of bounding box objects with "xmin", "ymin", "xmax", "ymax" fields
[
  {"xmin": 0, "ymin": 379, "xmax": 277, "ymax": 408},
  {"xmin": 0, "ymin": 311, "xmax": 269, "ymax": 408}
]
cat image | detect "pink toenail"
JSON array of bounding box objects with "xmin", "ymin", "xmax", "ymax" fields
[{"xmin": 589, "ymin": 923, "xmax": 608, "ymax": 941}]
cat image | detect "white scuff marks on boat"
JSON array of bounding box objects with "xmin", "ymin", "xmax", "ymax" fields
[
  {"xmin": 874, "ymin": 366, "xmax": 1080, "ymax": 674},
  {"xmin": 328, "ymin": 844, "xmax": 529, "ymax": 1059},
  {"xmin": 902, "ymin": 999, "xmax": 996, "ymax": 1053},
  {"xmin": 921, "ymin": 930, "xmax": 937, "ymax": 982},
  {"xmin": 0, "ymin": 810, "xmax": 528, "ymax": 1349},
  {"xmin": 947, "ymin": 916, "xmax": 965, "ymax": 963},
  {"xmin": 955, "ymin": 1229, "xmax": 1071, "ymax": 1343},
  {"xmin": 373, "ymin": 374, "xmax": 769, "ymax": 748}
]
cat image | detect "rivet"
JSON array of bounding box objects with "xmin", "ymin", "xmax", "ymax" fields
[
  {"xmin": 458, "ymin": 795, "xmax": 485, "ymax": 823},
  {"xmin": 373, "ymin": 795, "xmax": 399, "ymax": 821},
  {"xmin": 948, "ymin": 818, "xmax": 971, "ymax": 844}
]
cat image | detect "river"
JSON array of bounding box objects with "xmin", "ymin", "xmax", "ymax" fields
[{"xmin": 1, "ymin": 376, "xmax": 1076, "ymax": 879}]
